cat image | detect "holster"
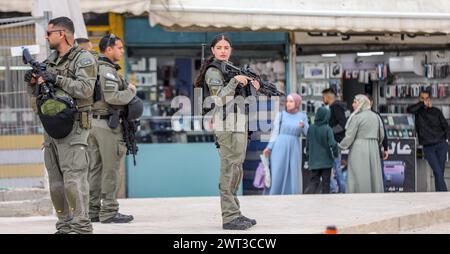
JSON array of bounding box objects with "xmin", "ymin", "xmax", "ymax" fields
[{"xmin": 107, "ymin": 109, "xmax": 120, "ymax": 129}]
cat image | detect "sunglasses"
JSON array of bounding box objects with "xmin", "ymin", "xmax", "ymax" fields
[{"xmin": 46, "ymin": 29, "xmax": 65, "ymax": 37}]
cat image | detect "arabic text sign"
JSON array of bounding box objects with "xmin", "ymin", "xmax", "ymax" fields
[{"xmin": 385, "ymin": 138, "xmax": 416, "ymax": 192}]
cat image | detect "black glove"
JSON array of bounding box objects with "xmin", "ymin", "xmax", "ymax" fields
[
  {"xmin": 42, "ymin": 71, "xmax": 57, "ymax": 84},
  {"xmin": 24, "ymin": 70, "xmax": 33, "ymax": 83}
]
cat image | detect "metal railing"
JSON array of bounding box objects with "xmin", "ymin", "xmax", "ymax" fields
[{"xmin": 0, "ymin": 14, "xmax": 50, "ymax": 190}]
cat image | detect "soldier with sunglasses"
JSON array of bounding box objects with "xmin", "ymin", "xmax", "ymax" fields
[{"xmin": 24, "ymin": 17, "xmax": 97, "ymax": 234}]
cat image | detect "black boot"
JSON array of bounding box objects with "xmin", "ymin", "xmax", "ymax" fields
[
  {"xmin": 239, "ymin": 215, "xmax": 257, "ymax": 226},
  {"xmin": 101, "ymin": 213, "xmax": 134, "ymax": 224},
  {"xmin": 90, "ymin": 217, "xmax": 100, "ymax": 223},
  {"xmin": 223, "ymin": 217, "xmax": 252, "ymax": 230}
]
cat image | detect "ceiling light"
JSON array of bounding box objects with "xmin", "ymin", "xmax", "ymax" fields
[{"xmin": 356, "ymin": 51, "xmax": 384, "ymax": 57}]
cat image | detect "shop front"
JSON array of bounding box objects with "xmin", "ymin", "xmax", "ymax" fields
[
  {"xmin": 147, "ymin": 0, "xmax": 450, "ymax": 194},
  {"xmin": 294, "ymin": 32, "xmax": 450, "ymax": 192}
]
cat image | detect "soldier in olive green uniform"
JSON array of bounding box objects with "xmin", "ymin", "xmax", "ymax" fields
[
  {"xmin": 88, "ymin": 35, "xmax": 136, "ymax": 223},
  {"xmin": 194, "ymin": 34, "xmax": 260, "ymax": 230},
  {"xmin": 24, "ymin": 17, "xmax": 96, "ymax": 234},
  {"xmin": 75, "ymin": 38, "xmax": 94, "ymax": 51}
]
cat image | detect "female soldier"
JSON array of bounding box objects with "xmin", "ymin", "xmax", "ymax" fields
[{"xmin": 194, "ymin": 34, "xmax": 260, "ymax": 230}]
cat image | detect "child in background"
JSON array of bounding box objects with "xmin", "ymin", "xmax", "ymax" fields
[{"xmin": 305, "ymin": 107, "xmax": 338, "ymax": 194}]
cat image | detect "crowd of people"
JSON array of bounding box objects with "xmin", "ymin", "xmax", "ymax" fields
[{"xmin": 262, "ymin": 89, "xmax": 449, "ymax": 195}]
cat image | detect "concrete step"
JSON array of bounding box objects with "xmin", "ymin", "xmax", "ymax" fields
[
  {"xmin": 0, "ymin": 188, "xmax": 52, "ymax": 217},
  {"xmin": 0, "ymin": 198, "xmax": 53, "ymax": 217},
  {"xmin": 0, "ymin": 188, "xmax": 49, "ymax": 202}
]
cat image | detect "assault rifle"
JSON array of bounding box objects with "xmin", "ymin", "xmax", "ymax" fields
[
  {"xmin": 22, "ymin": 48, "xmax": 52, "ymax": 96},
  {"xmin": 219, "ymin": 61, "xmax": 285, "ymax": 97}
]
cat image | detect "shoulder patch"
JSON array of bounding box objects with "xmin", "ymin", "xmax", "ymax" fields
[
  {"xmin": 79, "ymin": 58, "xmax": 94, "ymax": 67},
  {"xmin": 206, "ymin": 67, "xmax": 224, "ymax": 86},
  {"xmin": 209, "ymin": 79, "xmax": 222, "ymax": 85},
  {"xmin": 105, "ymin": 72, "xmax": 119, "ymax": 81}
]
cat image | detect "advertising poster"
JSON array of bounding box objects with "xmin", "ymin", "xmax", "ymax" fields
[{"xmin": 384, "ymin": 138, "xmax": 417, "ymax": 192}]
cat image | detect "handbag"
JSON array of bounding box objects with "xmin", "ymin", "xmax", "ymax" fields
[
  {"xmin": 253, "ymin": 162, "xmax": 266, "ymax": 189},
  {"xmin": 260, "ymin": 154, "xmax": 271, "ymax": 188}
]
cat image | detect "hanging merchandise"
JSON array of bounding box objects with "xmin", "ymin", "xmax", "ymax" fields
[
  {"xmin": 411, "ymin": 84, "xmax": 421, "ymax": 97},
  {"xmin": 431, "ymin": 83, "xmax": 438, "ymax": 98},
  {"xmin": 437, "ymin": 84, "xmax": 448, "ymax": 98},
  {"xmin": 377, "ymin": 63, "xmax": 387, "ymax": 80},
  {"xmin": 424, "ymin": 63, "xmax": 449, "ymax": 79},
  {"xmin": 358, "ymin": 70, "xmax": 365, "ymax": 83}
]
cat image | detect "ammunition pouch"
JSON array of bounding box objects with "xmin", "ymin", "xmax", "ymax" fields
[{"xmin": 79, "ymin": 111, "xmax": 91, "ymax": 129}]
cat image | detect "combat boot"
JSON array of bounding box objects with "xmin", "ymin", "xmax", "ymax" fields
[
  {"xmin": 90, "ymin": 216, "xmax": 100, "ymax": 223},
  {"xmin": 101, "ymin": 213, "xmax": 134, "ymax": 223},
  {"xmin": 222, "ymin": 217, "xmax": 252, "ymax": 230},
  {"xmin": 238, "ymin": 215, "xmax": 257, "ymax": 226}
]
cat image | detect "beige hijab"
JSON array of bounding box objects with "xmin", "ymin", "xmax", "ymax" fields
[{"xmin": 345, "ymin": 94, "xmax": 371, "ymax": 129}]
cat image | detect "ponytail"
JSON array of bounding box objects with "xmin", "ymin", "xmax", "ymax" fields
[{"xmin": 194, "ymin": 56, "xmax": 214, "ymax": 88}]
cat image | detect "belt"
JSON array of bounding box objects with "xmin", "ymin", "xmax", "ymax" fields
[{"xmin": 92, "ymin": 114, "xmax": 110, "ymax": 120}]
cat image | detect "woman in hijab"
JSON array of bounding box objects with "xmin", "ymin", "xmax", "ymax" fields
[
  {"xmin": 338, "ymin": 94, "xmax": 385, "ymax": 193},
  {"xmin": 263, "ymin": 93, "xmax": 309, "ymax": 194}
]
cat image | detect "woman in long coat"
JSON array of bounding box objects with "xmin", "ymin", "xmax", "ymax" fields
[
  {"xmin": 263, "ymin": 93, "xmax": 309, "ymax": 195},
  {"xmin": 338, "ymin": 94, "xmax": 385, "ymax": 193}
]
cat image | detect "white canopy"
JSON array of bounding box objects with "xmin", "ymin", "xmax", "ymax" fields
[
  {"xmin": 32, "ymin": 0, "xmax": 88, "ymax": 39},
  {"xmin": 3, "ymin": 0, "xmax": 450, "ymax": 33},
  {"xmin": 0, "ymin": 0, "xmax": 149, "ymax": 16},
  {"xmin": 148, "ymin": 0, "xmax": 450, "ymax": 33}
]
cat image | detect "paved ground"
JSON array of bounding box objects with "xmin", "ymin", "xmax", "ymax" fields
[
  {"xmin": 1, "ymin": 192, "xmax": 450, "ymax": 234},
  {"xmin": 401, "ymin": 223, "xmax": 450, "ymax": 234}
]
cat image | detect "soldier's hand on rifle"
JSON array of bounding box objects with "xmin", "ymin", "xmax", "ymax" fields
[
  {"xmin": 24, "ymin": 70, "xmax": 36, "ymax": 84},
  {"xmin": 37, "ymin": 76, "xmax": 45, "ymax": 85},
  {"xmin": 251, "ymin": 79, "xmax": 260, "ymax": 91},
  {"xmin": 36, "ymin": 71, "xmax": 55, "ymax": 85},
  {"xmin": 234, "ymin": 75, "xmax": 250, "ymax": 86}
]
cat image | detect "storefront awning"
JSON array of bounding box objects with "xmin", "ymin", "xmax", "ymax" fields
[
  {"xmin": 4, "ymin": 1, "xmax": 450, "ymax": 33},
  {"xmin": 0, "ymin": 0, "xmax": 150, "ymax": 16},
  {"xmin": 148, "ymin": 0, "xmax": 450, "ymax": 33}
]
